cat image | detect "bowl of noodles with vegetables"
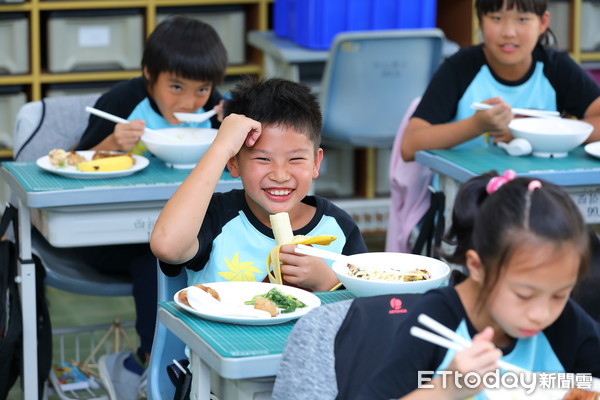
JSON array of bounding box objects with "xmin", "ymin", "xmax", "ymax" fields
[{"xmin": 332, "ymin": 252, "xmax": 451, "ymax": 297}]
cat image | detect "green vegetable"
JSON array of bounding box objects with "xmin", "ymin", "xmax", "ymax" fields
[{"xmin": 245, "ymin": 288, "xmax": 307, "ymax": 314}]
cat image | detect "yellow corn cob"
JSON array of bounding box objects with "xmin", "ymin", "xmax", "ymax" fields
[
  {"xmin": 267, "ymin": 212, "xmax": 336, "ymax": 285},
  {"xmin": 77, "ymin": 155, "xmax": 134, "ymax": 172}
]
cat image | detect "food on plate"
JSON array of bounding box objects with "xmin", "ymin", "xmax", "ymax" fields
[
  {"xmin": 563, "ymin": 388, "xmax": 600, "ymax": 400},
  {"xmin": 253, "ymin": 297, "xmax": 278, "ymax": 317},
  {"xmin": 65, "ymin": 152, "xmax": 86, "ymax": 166},
  {"xmin": 178, "ymin": 284, "xmax": 221, "ymax": 306},
  {"xmin": 77, "ymin": 154, "xmax": 134, "ymax": 172},
  {"xmin": 48, "ymin": 149, "xmax": 68, "ymax": 166},
  {"xmin": 267, "ymin": 212, "xmax": 337, "ymax": 285},
  {"xmin": 347, "ymin": 263, "xmax": 431, "ymax": 282},
  {"xmin": 245, "ymin": 288, "xmax": 307, "ymax": 314}
]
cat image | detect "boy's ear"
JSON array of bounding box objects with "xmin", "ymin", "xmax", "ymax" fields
[
  {"xmin": 466, "ymin": 249, "xmax": 485, "ymax": 284},
  {"xmin": 227, "ymin": 156, "xmax": 240, "ymax": 178},
  {"xmin": 312, "ymin": 148, "xmax": 324, "ymax": 179},
  {"xmin": 142, "ymin": 67, "xmax": 151, "ymax": 82}
]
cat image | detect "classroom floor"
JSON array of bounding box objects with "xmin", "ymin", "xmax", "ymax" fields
[{"xmin": 7, "ymin": 233, "xmax": 386, "ymax": 399}]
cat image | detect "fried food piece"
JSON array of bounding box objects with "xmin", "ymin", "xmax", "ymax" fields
[
  {"xmin": 65, "ymin": 151, "xmax": 86, "ymax": 166},
  {"xmin": 178, "ymin": 284, "xmax": 221, "ymax": 307},
  {"xmin": 49, "ymin": 149, "xmax": 67, "ymax": 166},
  {"xmin": 254, "ymin": 297, "xmax": 278, "ymax": 317},
  {"xmin": 563, "ymin": 388, "xmax": 600, "ymax": 400}
]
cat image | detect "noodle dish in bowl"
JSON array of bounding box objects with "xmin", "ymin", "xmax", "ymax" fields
[{"xmin": 332, "ymin": 252, "xmax": 451, "ymax": 297}]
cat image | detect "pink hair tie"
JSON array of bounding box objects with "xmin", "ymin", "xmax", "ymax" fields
[
  {"xmin": 528, "ymin": 180, "xmax": 542, "ymax": 192},
  {"xmin": 486, "ymin": 170, "xmax": 516, "ymax": 194}
]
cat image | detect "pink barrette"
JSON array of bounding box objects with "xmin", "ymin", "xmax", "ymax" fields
[
  {"xmin": 486, "ymin": 170, "xmax": 516, "ymax": 194},
  {"xmin": 528, "ymin": 180, "xmax": 542, "ymax": 192}
]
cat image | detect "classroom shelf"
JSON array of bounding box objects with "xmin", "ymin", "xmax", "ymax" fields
[{"xmin": 0, "ymin": 0, "xmax": 271, "ymax": 100}]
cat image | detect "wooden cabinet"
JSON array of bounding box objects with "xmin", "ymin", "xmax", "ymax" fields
[
  {"xmin": 436, "ymin": 0, "xmax": 600, "ymax": 64},
  {"xmin": 0, "ymin": 0, "xmax": 271, "ymax": 101}
]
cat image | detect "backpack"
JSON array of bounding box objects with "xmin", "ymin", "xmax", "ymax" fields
[{"xmin": 0, "ymin": 204, "xmax": 52, "ymax": 398}]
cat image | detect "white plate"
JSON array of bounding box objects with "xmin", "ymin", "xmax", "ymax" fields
[
  {"xmin": 36, "ymin": 151, "xmax": 149, "ymax": 179},
  {"xmin": 174, "ymin": 282, "xmax": 321, "ymax": 325},
  {"xmin": 584, "ymin": 141, "xmax": 600, "ymax": 159}
]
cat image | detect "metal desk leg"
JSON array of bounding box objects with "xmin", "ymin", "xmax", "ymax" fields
[
  {"xmin": 190, "ymin": 352, "xmax": 211, "ymax": 400},
  {"xmin": 17, "ymin": 201, "xmax": 39, "ymax": 400}
]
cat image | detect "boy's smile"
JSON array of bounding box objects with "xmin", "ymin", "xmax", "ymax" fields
[{"xmin": 228, "ymin": 123, "xmax": 323, "ymax": 227}]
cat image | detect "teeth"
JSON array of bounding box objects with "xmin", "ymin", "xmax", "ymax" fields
[{"xmin": 268, "ymin": 189, "xmax": 291, "ymax": 196}]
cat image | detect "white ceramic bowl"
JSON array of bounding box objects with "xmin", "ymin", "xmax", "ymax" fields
[
  {"xmin": 508, "ymin": 117, "xmax": 593, "ymax": 158},
  {"xmin": 142, "ymin": 128, "xmax": 218, "ymax": 168},
  {"xmin": 332, "ymin": 252, "xmax": 451, "ymax": 297}
]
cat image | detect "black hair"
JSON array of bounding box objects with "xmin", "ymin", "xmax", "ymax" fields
[
  {"xmin": 141, "ymin": 15, "xmax": 228, "ymax": 86},
  {"xmin": 224, "ymin": 76, "xmax": 322, "ymax": 150},
  {"xmin": 475, "ymin": 0, "xmax": 556, "ymax": 47},
  {"xmin": 445, "ymin": 171, "xmax": 590, "ymax": 307}
]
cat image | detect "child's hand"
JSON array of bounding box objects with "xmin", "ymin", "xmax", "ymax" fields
[
  {"xmin": 214, "ymin": 113, "xmax": 262, "ymax": 158},
  {"xmin": 473, "ymin": 97, "xmax": 513, "ymax": 134},
  {"xmin": 112, "ymin": 120, "xmax": 145, "ymax": 151},
  {"xmin": 444, "ymin": 327, "xmax": 502, "ymax": 399},
  {"xmin": 278, "ymin": 244, "xmax": 339, "ymax": 291}
]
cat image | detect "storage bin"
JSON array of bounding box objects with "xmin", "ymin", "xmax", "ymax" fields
[
  {"xmin": 45, "ymin": 81, "xmax": 117, "ymax": 98},
  {"xmin": 273, "ymin": 0, "xmax": 438, "ymax": 50},
  {"xmin": 157, "ymin": 6, "xmax": 246, "ymax": 65},
  {"xmin": 547, "ymin": 0, "xmax": 569, "ymax": 51},
  {"xmin": 47, "ymin": 9, "xmax": 143, "ymax": 73},
  {"xmin": 313, "ymin": 145, "xmax": 355, "ymax": 197},
  {"xmin": 581, "ymin": 0, "xmax": 600, "ymax": 51},
  {"xmin": 0, "ymin": 13, "xmax": 29, "ymax": 74},
  {"xmin": 0, "ymin": 85, "xmax": 27, "ymax": 148}
]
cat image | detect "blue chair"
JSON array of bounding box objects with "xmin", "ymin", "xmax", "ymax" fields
[
  {"xmin": 147, "ymin": 266, "xmax": 187, "ymax": 400},
  {"xmin": 319, "ymin": 29, "xmax": 444, "ymax": 148}
]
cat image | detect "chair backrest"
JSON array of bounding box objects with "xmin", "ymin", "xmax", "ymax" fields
[
  {"xmin": 11, "ymin": 93, "xmax": 133, "ymax": 297},
  {"xmin": 13, "ymin": 93, "xmax": 101, "ymax": 161},
  {"xmin": 319, "ymin": 29, "xmax": 444, "ymax": 148},
  {"xmin": 147, "ymin": 266, "xmax": 187, "ymax": 400}
]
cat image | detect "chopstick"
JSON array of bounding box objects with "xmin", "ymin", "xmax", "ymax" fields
[
  {"xmin": 470, "ymin": 102, "xmax": 560, "ymax": 118},
  {"xmin": 85, "ymin": 106, "xmax": 158, "ymax": 135},
  {"xmin": 294, "ymin": 243, "xmax": 351, "ymax": 264},
  {"xmin": 410, "ymin": 313, "xmax": 532, "ymax": 376}
]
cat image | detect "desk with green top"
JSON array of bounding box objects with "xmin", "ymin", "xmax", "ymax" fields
[
  {"xmin": 416, "ymin": 146, "xmax": 600, "ymax": 226},
  {"xmin": 0, "ymin": 155, "xmax": 242, "ymax": 400},
  {"xmin": 158, "ymin": 290, "xmax": 356, "ymax": 400}
]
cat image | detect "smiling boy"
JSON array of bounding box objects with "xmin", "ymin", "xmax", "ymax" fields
[{"xmin": 151, "ymin": 77, "xmax": 367, "ymax": 292}]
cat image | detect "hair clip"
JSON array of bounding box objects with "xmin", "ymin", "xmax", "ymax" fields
[
  {"xmin": 486, "ymin": 170, "xmax": 516, "ymax": 194},
  {"xmin": 528, "ymin": 180, "xmax": 542, "ymax": 192}
]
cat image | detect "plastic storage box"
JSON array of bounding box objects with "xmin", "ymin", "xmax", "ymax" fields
[
  {"xmin": 274, "ymin": 0, "xmax": 437, "ymax": 49},
  {"xmin": 0, "ymin": 13, "xmax": 29, "ymax": 74},
  {"xmin": 157, "ymin": 6, "xmax": 246, "ymax": 65},
  {"xmin": 0, "ymin": 85, "xmax": 27, "ymax": 148},
  {"xmin": 47, "ymin": 9, "xmax": 143, "ymax": 73},
  {"xmin": 581, "ymin": 0, "xmax": 600, "ymax": 51}
]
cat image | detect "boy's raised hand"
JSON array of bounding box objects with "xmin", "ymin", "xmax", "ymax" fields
[
  {"xmin": 113, "ymin": 120, "xmax": 146, "ymax": 151},
  {"xmin": 215, "ymin": 113, "xmax": 262, "ymax": 158}
]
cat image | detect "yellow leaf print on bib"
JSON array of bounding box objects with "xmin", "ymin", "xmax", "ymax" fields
[{"xmin": 218, "ymin": 253, "xmax": 263, "ymax": 281}]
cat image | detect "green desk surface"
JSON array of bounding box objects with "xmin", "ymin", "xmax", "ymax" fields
[
  {"xmin": 160, "ymin": 290, "xmax": 356, "ymax": 358},
  {"xmin": 1, "ymin": 154, "xmax": 237, "ymax": 192},
  {"xmin": 428, "ymin": 146, "xmax": 600, "ymax": 175}
]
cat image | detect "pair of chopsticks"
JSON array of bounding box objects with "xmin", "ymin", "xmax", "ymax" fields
[
  {"xmin": 410, "ymin": 313, "xmax": 532, "ymax": 376},
  {"xmin": 470, "ymin": 102, "xmax": 560, "ymax": 119}
]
